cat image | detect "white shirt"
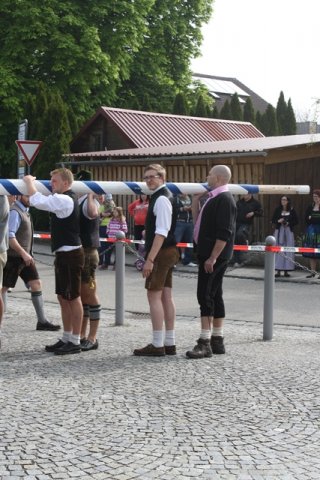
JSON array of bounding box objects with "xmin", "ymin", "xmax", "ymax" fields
[
  {"xmin": 29, "ymin": 191, "xmax": 73, "ymax": 218},
  {"xmin": 152, "ymin": 190, "xmax": 172, "ymax": 238},
  {"xmin": 78, "ymin": 195, "xmax": 100, "ymax": 220}
]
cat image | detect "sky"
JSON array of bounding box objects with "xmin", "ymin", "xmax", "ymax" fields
[{"xmin": 191, "ymin": 0, "xmax": 320, "ymax": 121}]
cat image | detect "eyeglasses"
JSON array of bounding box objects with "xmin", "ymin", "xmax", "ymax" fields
[{"xmin": 143, "ymin": 174, "xmax": 160, "ymax": 181}]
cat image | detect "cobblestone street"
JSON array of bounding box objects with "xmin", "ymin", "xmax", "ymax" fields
[{"xmin": 1, "ymin": 294, "xmax": 320, "ymax": 479}]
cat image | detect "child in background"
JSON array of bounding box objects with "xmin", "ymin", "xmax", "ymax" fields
[{"xmin": 105, "ymin": 207, "xmax": 128, "ymax": 269}]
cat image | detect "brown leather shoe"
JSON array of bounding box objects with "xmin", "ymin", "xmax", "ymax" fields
[
  {"xmin": 133, "ymin": 344, "xmax": 165, "ymax": 356},
  {"xmin": 164, "ymin": 345, "xmax": 176, "ymax": 355}
]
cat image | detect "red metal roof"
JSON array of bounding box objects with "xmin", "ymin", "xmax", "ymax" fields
[
  {"xmin": 64, "ymin": 134, "xmax": 320, "ymax": 159},
  {"xmin": 71, "ymin": 107, "xmax": 264, "ymax": 151},
  {"xmin": 102, "ymin": 107, "xmax": 263, "ymax": 147}
]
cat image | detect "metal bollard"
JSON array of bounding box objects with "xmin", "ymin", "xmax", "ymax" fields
[
  {"xmin": 263, "ymin": 235, "xmax": 276, "ymax": 340},
  {"xmin": 115, "ymin": 231, "xmax": 126, "ymax": 326}
]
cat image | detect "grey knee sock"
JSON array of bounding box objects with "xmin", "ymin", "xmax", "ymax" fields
[
  {"xmin": 31, "ymin": 291, "xmax": 47, "ymax": 324},
  {"xmin": 2, "ymin": 290, "xmax": 7, "ymax": 313}
]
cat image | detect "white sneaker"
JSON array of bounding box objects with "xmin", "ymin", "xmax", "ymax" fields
[{"xmin": 186, "ymin": 262, "xmax": 197, "ymax": 267}]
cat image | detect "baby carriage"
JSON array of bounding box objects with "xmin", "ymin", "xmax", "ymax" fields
[{"xmin": 134, "ymin": 239, "xmax": 146, "ymax": 271}]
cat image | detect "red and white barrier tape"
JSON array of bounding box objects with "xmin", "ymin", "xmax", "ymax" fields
[{"xmin": 33, "ymin": 233, "xmax": 320, "ymax": 254}]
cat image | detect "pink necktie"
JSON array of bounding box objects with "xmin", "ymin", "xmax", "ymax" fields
[{"xmin": 193, "ymin": 185, "xmax": 229, "ymax": 243}]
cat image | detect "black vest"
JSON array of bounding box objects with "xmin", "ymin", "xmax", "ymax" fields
[
  {"xmin": 50, "ymin": 190, "xmax": 81, "ymax": 252},
  {"xmin": 79, "ymin": 197, "xmax": 100, "ymax": 248},
  {"xmin": 144, "ymin": 186, "xmax": 177, "ymax": 255}
]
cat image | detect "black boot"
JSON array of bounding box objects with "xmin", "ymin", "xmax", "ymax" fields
[
  {"xmin": 210, "ymin": 336, "xmax": 225, "ymax": 354},
  {"xmin": 186, "ymin": 338, "xmax": 212, "ymax": 359}
]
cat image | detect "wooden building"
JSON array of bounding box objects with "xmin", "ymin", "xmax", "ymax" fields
[{"xmin": 64, "ymin": 107, "xmax": 320, "ymax": 242}]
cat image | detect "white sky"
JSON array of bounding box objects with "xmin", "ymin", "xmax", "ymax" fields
[{"xmin": 191, "ymin": 0, "xmax": 320, "ymax": 121}]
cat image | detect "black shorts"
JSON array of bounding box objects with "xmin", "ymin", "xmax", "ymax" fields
[
  {"xmin": 3, "ymin": 256, "xmax": 40, "ymax": 288},
  {"xmin": 55, "ymin": 247, "xmax": 85, "ymax": 300}
]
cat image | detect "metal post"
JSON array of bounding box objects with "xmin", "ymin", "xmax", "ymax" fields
[
  {"xmin": 263, "ymin": 235, "xmax": 276, "ymax": 341},
  {"xmin": 115, "ymin": 231, "xmax": 126, "ymax": 326}
]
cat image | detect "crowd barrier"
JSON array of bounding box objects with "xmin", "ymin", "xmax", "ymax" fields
[
  {"xmin": 33, "ymin": 233, "xmax": 319, "ymax": 341},
  {"xmin": 33, "ymin": 232, "xmax": 320, "ymax": 254}
]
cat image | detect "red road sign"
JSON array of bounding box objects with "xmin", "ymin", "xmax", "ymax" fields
[{"xmin": 15, "ymin": 140, "xmax": 43, "ymax": 166}]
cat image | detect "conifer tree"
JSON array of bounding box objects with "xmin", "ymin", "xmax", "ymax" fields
[
  {"xmin": 285, "ymin": 99, "xmax": 297, "ymax": 135},
  {"xmin": 194, "ymin": 94, "xmax": 207, "ymax": 117},
  {"xmin": 173, "ymin": 93, "xmax": 188, "ymax": 115},
  {"xmin": 230, "ymin": 93, "xmax": 243, "ymax": 120},
  {"xmin": 211, "ymin": 105, "xmax": 219, "ymax": 119},
  {"xmin": 220, "ymin": 100, "xmax": 232, "ymax": 120},
  {"xmin": 261, "ymin": 104, "xmax": 278, "ymax": 136},
  {"xmin": 276, "ymin": 91, "xmax": 288, "ymax": 135},
  {"xmin": 255, "ymin": 111, "xmax": 263, "ymax": 132},
  {"xmin": 243, "ymin": 97, "xmax": 255, "ymax": 124}
]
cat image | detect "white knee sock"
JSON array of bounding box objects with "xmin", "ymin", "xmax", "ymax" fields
[
  {"xmin": 212, "ymin": 327, "xmax": 223, "ymax": 337},
  {"xmin": 200, "ymin": 329, "xmax": 211, "ymax": 340},
  {"xmin": 70, "ymin": 333, "xmax": 80, "ymax": 345},
  {"xmin": 164, "ymin": 330, "xmax": 175, "ymax": 346},
  {"xmin": 62, "ymin": 331, "xmax": 71, "ymax": 343},
  {"xmin": 152, "ymin": 330, "xmax": 163, "ymax": 347}
]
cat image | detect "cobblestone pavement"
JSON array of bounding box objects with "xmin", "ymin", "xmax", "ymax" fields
[{"xmin": 1, "ymin": 296, "xmax": 320, "ymax": 480}]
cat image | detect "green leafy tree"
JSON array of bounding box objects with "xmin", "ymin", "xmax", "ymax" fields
[
  {"xmin": 243, "ymin": 97, "xmax": 255, "ymax": 124},
  {"xmin": 0, "ymin": 0, "xmax": 156, "ymax": 175},
  {"xmin": 230, "ymin": 93, "xmax": 243, "ymax": 121},
  {"xmin": 0, "ymin": 0, "xmax": 213, "ymax": 176},
  {"xmin": 141, "ymin": 94, "xmax": 153, "ymax": 112},
  {"xmin": 118, "ymin": 0, "xmax": 213, "ymax": 113}
]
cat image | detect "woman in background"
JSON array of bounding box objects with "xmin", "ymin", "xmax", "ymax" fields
[
  {"xmin": 272, "ymin": 196, "xmax": 298, "ymax": 277},
  {"xmin": 98, "ymin": 194, "xmax": 115, "ymax": 269},
  {"xmin": 302, "ymin": 189, "xmax": 320, "ymax": 278}
]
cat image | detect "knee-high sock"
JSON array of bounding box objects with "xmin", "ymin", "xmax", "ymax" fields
[
  {"xmin": 2, "ymin": 290, "xmax": 7, "ymax": 313},
  {"xmin": 31, "ymin": 291, "xmax": 47, "ymax": 324}
]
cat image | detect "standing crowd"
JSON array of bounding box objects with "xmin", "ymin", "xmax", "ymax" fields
[{"xmin": 0, "ymin": 165, "xmax": 319, "ymax": 356}]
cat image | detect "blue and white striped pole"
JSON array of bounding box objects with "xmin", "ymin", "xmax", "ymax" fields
[{"xmin": 0, "ymin": 179, "xmax": 310, "ymax": 196}]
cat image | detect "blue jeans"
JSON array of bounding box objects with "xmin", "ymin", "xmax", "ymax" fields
[{"xmin": 174, "ymin": 221, "xmax": 194, "ymax": 265}]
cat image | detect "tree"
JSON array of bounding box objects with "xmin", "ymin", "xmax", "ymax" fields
[
  {"xmin": 194, "ymin": 94, "xmax": 207, "ymax": 117},
  {"xmin": 255, "ymin": 111, "xmax": 263, "ymax": 132},
  {"xmin": 211, "ymin": 105, "xmax": 219, "ymax": 119},
  {"xmin": 0, "ymin": 0, "xmax": 155, "ymax": 175},
  {"xmin": 285, "ymin": 99, "xmax": 297, "ymax": 135},
  {"xmin": 173, "ymin": 93, "xmax": 189, "ymax": 115},
  {"xmin": 117, "ymin": 0, "xmax": 213, "ymax": 113},
  {"xmin": 230, "ymin": 93, "xmax": 243, "ymax": 121},
  {"xmin": 276, "ymin": 91, "xmax": 288, "ymax": 135},
  {"xmin": 0, "ymin": 0, "xmax": 213, "ymax": 176},
  {"xmin": 243, "ymin": 97, "xmax": 255, "ymax": 124},
  {"xmin": 260, "ymin": 104, "xmax": 278, "ymax": 136},
  {"xmin": 24, "ymin": 85, "xmax": 72, "ymax": 178},
  {"xmin": 220, "ymin": 100, "xmax": 232, "ymax": 120}
]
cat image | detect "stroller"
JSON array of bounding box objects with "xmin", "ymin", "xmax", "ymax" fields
[{"xmin": 134, "ymin": 239, "xmax": 146, "ymax": 271}]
